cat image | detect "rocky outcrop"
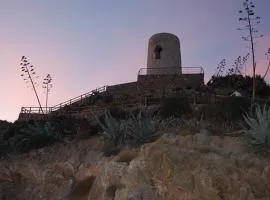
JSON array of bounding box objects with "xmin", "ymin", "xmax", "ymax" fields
[{"xmin": 1, "ymin": 131, "xmax": 270, "ymax": 200}]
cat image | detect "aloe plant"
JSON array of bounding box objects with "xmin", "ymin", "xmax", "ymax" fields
[
  {"xmin": 93, "ymin": 110, "xmax": 126, "ymax": 145},
  {"xmin": 93, "ymin": 109, "xmax": 156, "ymax": 146},
  {"xmin": 125, "ymin": 111, "xmax": 156, "ymax": 144},
  {"xmin": 242, "ymin": 104, "xmax": 270, "ymax": 152}
]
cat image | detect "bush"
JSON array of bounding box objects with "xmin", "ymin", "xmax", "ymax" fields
[
  {"xmin": 101, "ymin": 92, "xmax": 114, "ymax": 103},
  {"xmin": 242, "ymin": 104, "xmax": 270, "ymax": 153},
  {"xmin": 220, "ymin": 97, "xmax": 251, "ymax": 121},
  {"xmin": 159, "ymin": 97, "xmax": 192, "ymax": 118},
  {"xmin": 4, "ymin": 120, "xmax": 31, "ymax": 141},
  {"xmin": 207, "ymin": 74, "xmax": 270, "ymax": 98},
  {"xmin": 9, "ymin": 121, "xmax": 61, "ymax": 152},
  {"xmin": 48, "ymin": 116, "xmax": 99, "ymax": 138},
  {"xmin": 199, "ymin": 97, "xmax": 251, "ymax": 121},
  {"xmin": 98, "ymin": 106, "xmax": 127, "ymax": 126},
  {"xmin": 0, "ymin": 120, "xmax": 12, "ymax": 131},
  {"xmin": 108, "ymin": 107, "xmax": 127, "ymax": 119}
]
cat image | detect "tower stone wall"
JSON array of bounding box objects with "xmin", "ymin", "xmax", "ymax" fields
[{"xmin": 147, "ymin": 33, "xmax": 182, "ymax": 75}]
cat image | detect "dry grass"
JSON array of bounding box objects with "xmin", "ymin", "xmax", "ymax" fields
[{"xmin": 141, "ymin": 133, "xmax": 270, "ymax": 200}]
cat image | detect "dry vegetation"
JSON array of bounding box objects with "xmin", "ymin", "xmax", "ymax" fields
[{"xmin": 1, "ymin": 101, "xmax": 270, "ymax": 199}]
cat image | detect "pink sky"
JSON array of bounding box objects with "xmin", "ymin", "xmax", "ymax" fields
[{"xmin": 0, "ymin": 0, "xmax": 269, "ymax": 122}]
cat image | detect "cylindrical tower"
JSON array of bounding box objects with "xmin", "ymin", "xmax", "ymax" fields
[{"xmin": 147, "ymin": 33, "xmax": 182, "ymax": 75}]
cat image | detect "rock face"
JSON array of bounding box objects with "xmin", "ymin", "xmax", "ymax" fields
[{"xmin": 1, "ymin": 132, "xmax": 270, "ymax": 200}]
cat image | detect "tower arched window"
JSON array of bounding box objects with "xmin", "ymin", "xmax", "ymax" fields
[{"xmin": 154, "ymin": 45, "xmax": 162, "ymax": 59}]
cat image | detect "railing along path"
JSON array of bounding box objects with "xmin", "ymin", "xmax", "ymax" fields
[{"xmin": 20, "ymin": 85, "xmax": 108, "ymax": 114}]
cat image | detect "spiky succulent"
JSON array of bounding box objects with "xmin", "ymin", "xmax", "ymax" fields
[
  {"xmin": 93, "ymin": 109, "xmax": 157, "ymax": 146},
  {"xmin": 242, "ymin": 104, "xmax": 270, "ymax": 152},
  {"xmin": 94, "ymin": 110, "xmax": 126, "ymax": 145},
  {"xmin": 125, "ymin": 111, "xmax": 156, "ymax": 144}
]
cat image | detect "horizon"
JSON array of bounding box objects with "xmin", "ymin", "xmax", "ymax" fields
[{"xmin": 1, "ymin": 0, "xmax": 270, "ymax": 122}]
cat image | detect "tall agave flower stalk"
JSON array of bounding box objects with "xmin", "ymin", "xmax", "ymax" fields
[{"xmin": 20, "ymin": 56, "xmax": 44, "ymax": 115}]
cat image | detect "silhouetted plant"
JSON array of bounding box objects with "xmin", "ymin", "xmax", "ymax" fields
[
  {"xmin": 159, "ymin": 97, "xmax": 191, "ymax": 118},
  {"xmin": 231, "ymin": 55, "xmax": 249, "ymax": 76},
  {"xmin": 215, "ymin": 59, "xmax": 227, "ymax": 77},
  {"xmin": 20, "ymin": 56, "xmax": 44, "ymax": 115},
  {"xmin": 42, "ymin": 74, "xmax": 53, "ymax": 113},
  {"xmin": 263, "ymin": 48, "xmax": 270, "ymax": 79},
  {"xmin": 220, "ymin": 97, "xmax": 251, "ymax": 121},
  {"xmin": 198, "ymin": 97, "xmax": 251, "ymax": 121},
  {"xmin": 207, "ymin": 74, "xmax": 270, "ymax": 98},
  {"xmin": 237, "ymin": 0, "xmax": 263, "ymax": 102},
  {"xmin": 101, "ymin": 92, "xmax": 114, "ymax": 103}
]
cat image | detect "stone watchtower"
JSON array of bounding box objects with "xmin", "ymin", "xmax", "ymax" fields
[{"xmin": 147, "ymin": 33, "xmax": 182, "ymax": 75}]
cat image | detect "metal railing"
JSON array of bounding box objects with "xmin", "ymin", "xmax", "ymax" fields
[
  {"xmin": 138, "ymin": 67, "xmax": 204, "ymax": 76},
  {"xmin": 20, "ymin": 107, "xmax": 50, "ymax": 114},
  {"xmin": 20, "ymin": 85, "xmax": 108, "ymax": 115},
  {"xmin": 50, "ymin": 85, "xmax": 108, "ymax": 111}
]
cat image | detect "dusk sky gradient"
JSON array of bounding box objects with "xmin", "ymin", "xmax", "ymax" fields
[{"xmin": 0, "ymin": 0, "xmax": 269, "ymax": 122}]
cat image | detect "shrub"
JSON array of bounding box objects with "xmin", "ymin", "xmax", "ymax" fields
[
  {"xmin": 49, "ymin": 116, "xmax": 97, "ymax": 138},
  {"xmin": 9, "ymin": 121, "xmax": 61, "ymax": 152},
  {"xmin": 220, "ymin": 97, "xmax": 251, "ymax": 121},
  {"xmin": 108, "ymin": 107, "xmax": 127, "ymax": 119},
  {"xmin": 207, "ymin": 74, "xmax": 270, "ymax": 98},
  {"xmin": 242, "ymin": 104, "xmax": 270, "ymax": 153},
  {"xmin": 200, "ymin": 97, "xmax": 251, "ymax": 121},
  {"xmin": 0, "ymin": 120, "xmax": 12, "ymax": 131},
  {"xmin": 159, "ymin": 97, "xmax": 191, "ymax": 118},
  {"xmin": 101, "ymin": 92, "xmax": 114, "ymax": 103}
]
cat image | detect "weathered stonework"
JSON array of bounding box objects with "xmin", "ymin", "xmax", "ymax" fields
[{"xmin": 147, "ymin": 33, "xmax": 182, "ymax": 75}]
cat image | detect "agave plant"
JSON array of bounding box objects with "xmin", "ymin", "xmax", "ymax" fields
[
  {"xmin": 242, "ymin": 104, "xmax": 270, "ymax": 152},
  {"xmin": 125, "ymin": 111, "xmax": 156, "ymax": 144},
  {"xmin": 93, "ymin": 110, "xmax": 126, "ymax": 145}
]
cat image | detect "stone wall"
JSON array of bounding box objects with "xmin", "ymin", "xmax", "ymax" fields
[
  {"xmin": 137, "ymin": 74, "xmax": 204, "ymax": 97},
  {"xmin": 106, "ymin": 74, "xmax": 204, "ymax": 99},
  {"xmin": 18, "ymin": 113, "xmax": 45, "ymax": 122},
  {"xmin": 106, "ymin": 82, "xmax": 140, "ymax": 103},
  {"xmin": 147, "ymin": 33, "xmax": 182, "ymax": 74}
]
